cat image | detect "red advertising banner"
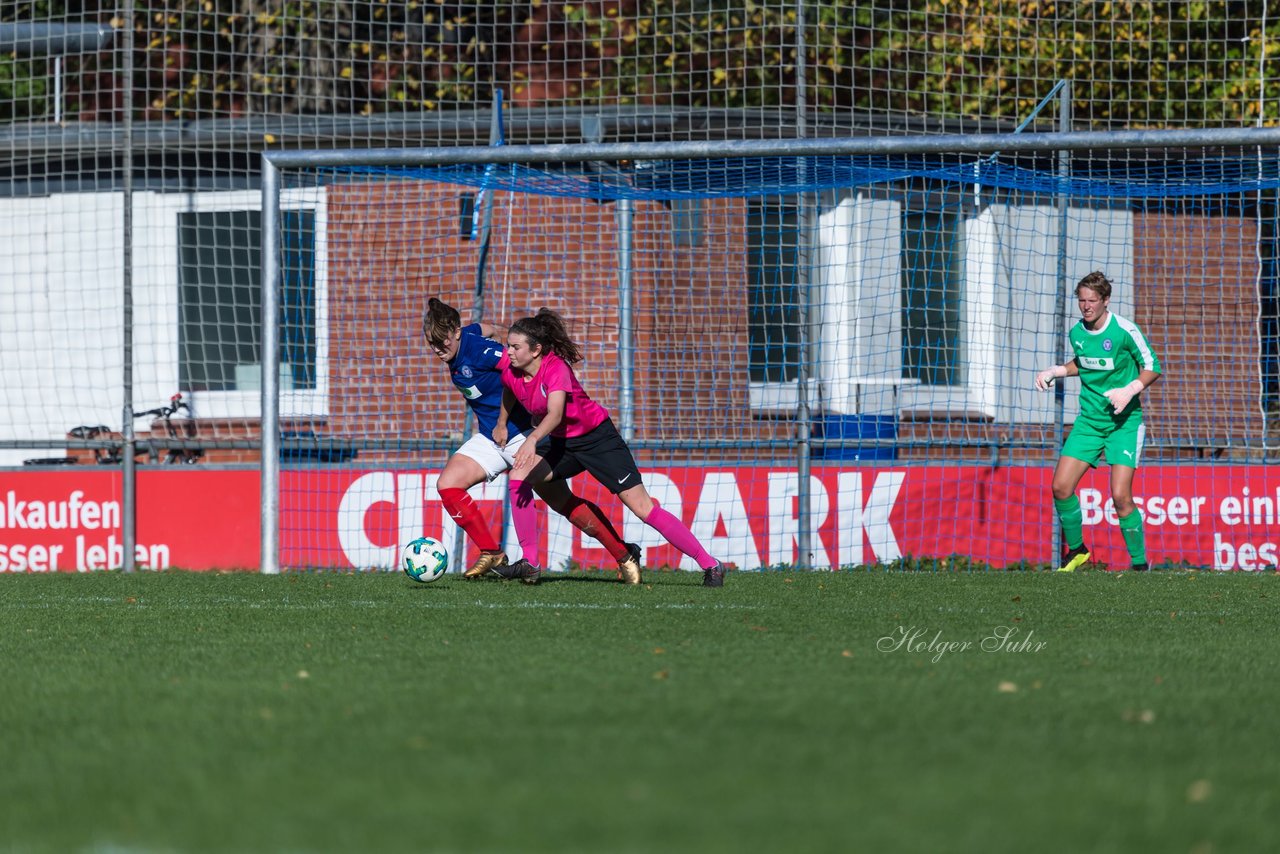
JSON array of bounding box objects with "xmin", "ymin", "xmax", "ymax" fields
[
  {"xmin": 0, "ymin": 469, "xmax": 260, "ymax": 572},
  {"xmin": 2, "ymin": 465, "xmax": 1278, "ymax": 572}
]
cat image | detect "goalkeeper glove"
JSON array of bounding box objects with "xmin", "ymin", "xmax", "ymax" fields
[
  {"xmin": 1035, "ymin": 365, "xmax": 1068, "ymax": 391},
  {"xmin": 1104, "ymin": 379, "xmax": 1145, "ymax": 414}
]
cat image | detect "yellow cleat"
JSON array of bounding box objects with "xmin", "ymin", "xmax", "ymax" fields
[
  {"xmin": 617, "ymin": 543, "xmax": 643, "ymax": 585},
  {"xmin": 464, "ymin": 550, "xmax": 509, "ymax": 579},
  {"xmin": 1057, "ymin": 545, "xmax": 1091, "ymax": 573}
]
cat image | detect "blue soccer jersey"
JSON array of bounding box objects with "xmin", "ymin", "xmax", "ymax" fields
[{"xmin": 450, "ymin": 324, "xmax": 532, "ymax": 440}]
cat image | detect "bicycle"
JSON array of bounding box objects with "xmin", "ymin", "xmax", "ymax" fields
[
  {"xmin": 132, "ymin": 393, "xmax": 203, "ymax": 465},
  {"xmin": 70, "ymin": 393, "xmax": 203, "ymax": 465}
]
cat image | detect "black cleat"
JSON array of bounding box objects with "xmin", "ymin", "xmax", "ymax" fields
[
  {"xmin": 1057, "ymin": 544, "xmax": 1091, "ymax": 573},
  {"xmin": 702, "ymin": 560, "xmax": 726, "ymax": 588},
  {"xmin": 495, "ymin": 558, "xmax": 543, "ymax": 585},
  {"xmin": 499, "ymin": 558, "xmax": 540, "ymax": 583},
  {"xmin": 1131, "ymin": 562, "xmax": 1149, "ymax": 572}
]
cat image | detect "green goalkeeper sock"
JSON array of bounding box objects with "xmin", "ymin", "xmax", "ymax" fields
[
  {"xmin": 1118, "ymin": 507, "xmax": 1147, "ymax": 565},
  {"xmin": 1053, "ymin": 495, "xmax": 1084, "ymax": 550}
]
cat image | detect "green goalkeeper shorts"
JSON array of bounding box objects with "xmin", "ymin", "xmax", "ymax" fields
[{"xmin": 1061, "ymin": 411, "xmax": 1146, "ymax": 469}]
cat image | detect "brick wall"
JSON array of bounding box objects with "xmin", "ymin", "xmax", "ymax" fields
[
  {"xmin": 318, "ymin": 184, "xmax": 787, "ymax": 466},
  {"xmin": 149, "ymin": 189, "xmax": 1267, "ymax": 468},
  {"xmin": 1133, "ymin": 212, "xmax": 1266, "ymax": 448}
]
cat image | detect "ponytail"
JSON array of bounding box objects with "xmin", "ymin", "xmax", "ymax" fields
[
  {"xmin": 423, "ymin": 297, "xmax": 462, "ymax": 347},
  {"xmin": 510, "ymin": 308, "xmax": 583, "ymax": 364}
]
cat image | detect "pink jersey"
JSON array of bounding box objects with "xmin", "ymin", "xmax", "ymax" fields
[{"xmin": 502, "ymin": 351, "xmax": 609, "ymax": 438}]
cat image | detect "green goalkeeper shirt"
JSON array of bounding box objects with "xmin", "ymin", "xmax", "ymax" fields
[{"xmin": 1068, "ymin": 312, "xmax": 1161, "ymax": 428}]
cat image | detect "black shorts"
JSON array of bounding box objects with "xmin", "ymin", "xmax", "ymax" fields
[{"xmin": 542, "ymin": 418, "xmax": 643, "ymax": 494}]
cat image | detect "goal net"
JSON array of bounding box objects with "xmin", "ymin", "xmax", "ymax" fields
[
  {"xmin": 3, "ymin": 3, "xmax": 1277, "ymax": 574},
  {"xmin": 263, "ymin": 137, "xmax": 1280, "ymax": 574}
]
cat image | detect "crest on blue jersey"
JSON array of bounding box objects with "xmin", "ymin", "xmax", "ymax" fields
[
  {"xmin": 460, "ymin": 366, "xmax": 474, "ymax": 378},
  {"xmin": 1102, "ymin": 339, "xmax": 1113, "ymax": 351}
]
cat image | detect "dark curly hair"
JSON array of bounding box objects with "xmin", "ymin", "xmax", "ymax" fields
[{"xmin": 508, "ymin": 308, "xmax": 582, "ymax": 364}]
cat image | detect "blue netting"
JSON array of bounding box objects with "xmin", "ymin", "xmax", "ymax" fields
[{"xmin": 326, "ymin": 153, "xmax": 1280, "ymax": 201}]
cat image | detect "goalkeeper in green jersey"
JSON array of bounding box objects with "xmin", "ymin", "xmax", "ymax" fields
[{"xmin": 1034, "ymin": 271, "xmax": 1163, "ymax": 572}]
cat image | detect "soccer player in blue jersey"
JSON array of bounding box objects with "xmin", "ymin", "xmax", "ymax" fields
[
  {"xmin": 422, "ymin": 298, "xmax": 642, "ymax": 583},
  {"xmin": 1034, "ymin": 272, "xmax": 1163, "ymax": 572}
]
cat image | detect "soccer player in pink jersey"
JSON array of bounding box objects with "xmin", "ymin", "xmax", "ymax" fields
[
  {"xmin": 489, "ymin": 308, "xmax": 727, "ymax": 587},
  {"xmin": 423, "ymin": 298, "xmax": 642, "ymax": 584}
]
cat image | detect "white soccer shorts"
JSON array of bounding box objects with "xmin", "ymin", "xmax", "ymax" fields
[{"xmin": 454, "ymin": 431, "xmax": 528, "ymax": 481}]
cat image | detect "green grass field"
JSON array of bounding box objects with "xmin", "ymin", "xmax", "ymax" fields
[{"xmin": 2, "ymin": 568, "xmax": 1278, "ymax": 854}]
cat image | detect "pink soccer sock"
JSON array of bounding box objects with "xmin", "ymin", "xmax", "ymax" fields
[
  {"xmin": 644, "ymin": 504, "xmax": 717, "ymax": 570},
  {"xmin": 508, "ymin": 479, "xmax": 542, "ymax": 567}
]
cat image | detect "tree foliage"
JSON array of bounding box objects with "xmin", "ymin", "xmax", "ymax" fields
[{"xmin": 2, "ymin": 1, "xmax": 1278, "ymax": 128}]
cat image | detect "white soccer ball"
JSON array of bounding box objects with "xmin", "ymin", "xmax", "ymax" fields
[{"xmin": 402, "ymin": 536, "xmax": 449, "ymax": 583}]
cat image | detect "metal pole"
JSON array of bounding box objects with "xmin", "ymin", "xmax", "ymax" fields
[
  {"xmin": 794, "ymin": 0, "xmax": 814, "ymax": 569},
  {"xmin": 0, "ymin": 23, "xmax": 115, "ymax": 55},
  {"xmin": 616, "ymin": 197, "xmax": 635, "ymax": 442},
  {"xmin": 1255, "ymin": 10, "xmax": 1274, "ymax": 446},
  {"xmin": 260, "ymin": 157, "xmax": 282, "ymax": 574},
  {"xmin": 467, "ymin": 90, "xmax": 503, "ymax": 563},
  {"xmin": 263, "ymin": 125, "xmax": 1280, "ymax": 171},
  {"xmin": 120, "ymin": 7, "xmax": 136, "ymax": 572},
  {"xmin": 53, "ymin": 56, "xmax": 62, "ymax": 124},
  {"xmin": 985, "ymin": 78, "xmax": 1068, "ymax": 470},
  {"xmin": 794, "ymin": 0, "xmax": 808, "ymax": 150},
  {"xmin": 1052, "ymin": 81, "xmax": 1073, "ymax": 566},
  {"xmin": 796, "ymin": 204, "xmax": 815, "ymax": 570},
  {"xmin": 473, "ymin": 89, "xmax": 504, "ymax": 323}
]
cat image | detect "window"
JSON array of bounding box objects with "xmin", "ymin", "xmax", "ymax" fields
[
  {"xmin": 901, "ymin": 209, "xmax": 963, "ymax": 387},
  {"xmin": 747, "ymin": 198, "xmax": 802, "ymax": 385},
  {"xmin": 178, "ymin": 208, "xmax": 316, "ymax": 393}
]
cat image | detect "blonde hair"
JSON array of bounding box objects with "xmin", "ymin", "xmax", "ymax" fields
[{"xmin": 1075, "ymin": 271, "xmax": 1112, "ymax": 300}]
